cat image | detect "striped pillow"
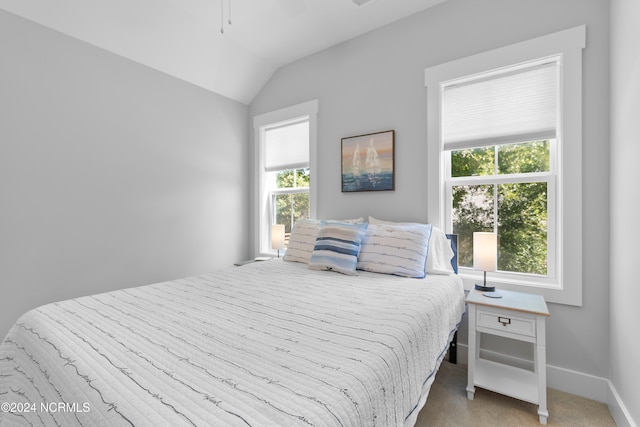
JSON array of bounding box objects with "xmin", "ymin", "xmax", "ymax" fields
[
  {"xmin": 357, "ymin": 223, "xmax": 433, "ymax": 278},
  {"xmin": 283, "ymin": 218, "xmax": 365, "ymax": 264},
  {"xmin": 308, "ymin": 221, "xmax": 368, "ymax": 275}
]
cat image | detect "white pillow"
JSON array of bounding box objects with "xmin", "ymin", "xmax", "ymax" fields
[
  {"xmin": 425, "ymin": 226, "xmax": 455, "ymax": 275},
  {"xmin": 357, "ymin": 223, "xmax": 432, "ymax": 278},
  {"xmin": 283, "ymin": 217, "xmax": 365, "ymax": 264},
  {"xmin": 283, "ymin": 219, "xmax": 319, "ymax": 264},
  {"xmin": 368, "ymin": 216, "xmax": 454, "ymax": 275}
]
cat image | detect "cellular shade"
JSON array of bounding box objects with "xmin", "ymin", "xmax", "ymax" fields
[
  {"xmin": 265, "ymin": 120, "xmax": 309, "ymax": 172},
  {"xmin": 442, "ymin": 61, "xmax": 558, "ymax": 150}
]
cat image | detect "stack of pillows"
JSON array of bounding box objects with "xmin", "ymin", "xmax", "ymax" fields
[{"xmin": 283, "ymin": 216, "xmax": 455, "ymax": 278}]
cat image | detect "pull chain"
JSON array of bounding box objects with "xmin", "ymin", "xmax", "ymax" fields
[
  {"xmin": 220, "ymin": 0, "xmax": 224, "ymax": 33},
  {"xmin": 220, "ymin": 0, "xmax": 232, "ymax": 34}
]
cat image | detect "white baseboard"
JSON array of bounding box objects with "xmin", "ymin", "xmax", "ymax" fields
[
  {"xmin": 607, "ymin": 379, "xmax": 638, "ymax": 427},
  {"xmin": 546, "ymin": 363, "xmax": 608, "ymax": 402},
  {"xmin": 455, "ymin": 343, "xmax": 608, "ymax": 401},
  {"xmin": 454, "ymin": 344, "xmax": 637, "ymax": 426}
]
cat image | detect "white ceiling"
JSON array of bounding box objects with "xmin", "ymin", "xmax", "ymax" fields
[{"xmin": 0, "ymin": 0, "xmax": 446, "ymax": 104}]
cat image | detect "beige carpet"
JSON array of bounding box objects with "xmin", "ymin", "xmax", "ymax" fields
[{"xmin": 416, "ymin": 361, "xmax": 616, "ymax": 426}]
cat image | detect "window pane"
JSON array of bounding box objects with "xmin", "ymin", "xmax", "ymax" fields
[
  {"xmin": 451, "ymin": 147, "xmax": 495, "ymax": 177},
  {"xmin": 452, "ymin": 184, "xmax": 494, "ymax": 267},
  {"xmin": 276, "ymin": 170, "xmax": 294, "ymax": 189},
  {"xmin": 276, "ymin": 168, "xmax": 310, "ymax": 189},
  {"xmin": 273, "ymin": 192, "xmax": 310, "ymax": 243},
  {"xmin": 296, "ymin": 168, "xmax": 310, "ymax": 188},
  {"xmin": 498, "ymin": 140, "xmax": 550, "ymax": 174},
  {"xmin": 497, "ymin": 182, "xmax": 548, "ymax": 275}
]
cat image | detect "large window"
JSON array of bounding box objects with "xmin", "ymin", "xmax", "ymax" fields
[
  {"xmin": 444, "ymin": 59, "xmax": 558, "ymax": 285},
  {"xmin": 425, "ymin": 27, "xmax": 585, "ymax": 305},
  {"xmin": 254, "ymin": 100, "xmax": 318, "ymax": 256}
]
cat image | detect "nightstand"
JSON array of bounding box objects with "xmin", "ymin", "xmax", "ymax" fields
[
  {"xmin": 234, "ymin": 257, "xmax": 273, "ymax": 266},
  {"xmin": 466, "ymin": 289, "xmax": 550, "ymax": 424}
]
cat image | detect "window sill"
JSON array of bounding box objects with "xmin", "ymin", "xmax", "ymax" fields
[{"xmin": 458, "ymin": 271, "xmax": 581, "ymax": 306}]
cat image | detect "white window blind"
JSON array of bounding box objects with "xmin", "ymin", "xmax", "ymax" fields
[
  {"xmin": 264, "ymin": 120, "xmax": 309, "ymax": 172},
  {"xmin": 442, "ymin": 60, "xmax": 558, "ymax": 151}
]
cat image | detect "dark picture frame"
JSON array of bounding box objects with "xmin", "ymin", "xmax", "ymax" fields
[{"xmin": 341, "ymin": 130, "xmax": 395, "ymax": 192}]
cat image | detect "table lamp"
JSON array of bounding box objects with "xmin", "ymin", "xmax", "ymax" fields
[
  {"xmin": 271, "ymin": 224, "xmax": 285, "ymax": 258},
  {"xmin": 473, "ymin": 232, "xmax": 497, "ymax": 292}
]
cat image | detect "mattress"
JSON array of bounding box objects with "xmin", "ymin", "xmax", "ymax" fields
[{"xmin": 0, "ymin": 259, "xmax": 465, "ymax": 426}]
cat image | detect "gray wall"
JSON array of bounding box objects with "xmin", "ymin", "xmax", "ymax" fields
[
  {"xmin": 610, "ymin": 0, "xmax": 640, "ymax": 424},
  {"xmin": 251, "ymin": 0, "xmax": 611, "ymax": 383},
  {"xmin": 0, "ymin": 10, "xmax": 249, "ymax": 339}
]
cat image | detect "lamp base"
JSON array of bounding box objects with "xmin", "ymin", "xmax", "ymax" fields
[{"xmin": 474, "ymin": 283, "xmax": 496, "ymax": 292}]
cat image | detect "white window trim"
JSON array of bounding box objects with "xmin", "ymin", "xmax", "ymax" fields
[
  {"xmin": 253, "ymin": 100, "xmax": 319, "ymax": 257},
  {"xmin": 425, "ymin": 26, "xmax": 585, "ymax": 306}
]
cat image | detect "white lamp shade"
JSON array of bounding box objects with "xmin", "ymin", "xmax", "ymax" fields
[
  {"xmin": 473, "ymin": 232, "xmax": 497, "ymax": 272},
  {"xmin": 271, "ymin": 224, "xmax": 285, "ymax": 250}
]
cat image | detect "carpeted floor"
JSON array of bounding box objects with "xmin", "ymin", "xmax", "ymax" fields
[{"xmin": 416, "ymin": 361, "xmax": 616, "ymax": 426}]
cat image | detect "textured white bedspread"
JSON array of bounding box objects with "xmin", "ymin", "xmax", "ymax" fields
[{"xmin": 0, "ymin": 260, "xmax": 464, "ymax": 426}]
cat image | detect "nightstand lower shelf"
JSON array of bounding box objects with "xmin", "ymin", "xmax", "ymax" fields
[{"xmin": 468, "ymin": 358, "xmax": 539, "ymax": 404}]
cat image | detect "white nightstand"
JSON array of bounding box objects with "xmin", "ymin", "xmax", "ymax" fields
[
  {"xmin": 466, "ymin": 289, "xmax": 550, "ymax": 424},
  {"xmin": 234, "ymin": 257, "xmax": 274, "ymax": 266}
]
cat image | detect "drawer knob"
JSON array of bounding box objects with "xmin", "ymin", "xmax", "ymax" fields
[{"xmin": 498, "ymin": 317, "xmax": 511, "ymax": 326}]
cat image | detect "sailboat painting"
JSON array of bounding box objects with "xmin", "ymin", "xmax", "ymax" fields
[{"xmin": 341, "ymin": 130, "xmax": 394, "ymax": 192}]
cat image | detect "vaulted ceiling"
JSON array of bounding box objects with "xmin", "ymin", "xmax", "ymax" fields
[{"xmin": 0, "ymin": 0, "xmax": 446, "ymax": 104}]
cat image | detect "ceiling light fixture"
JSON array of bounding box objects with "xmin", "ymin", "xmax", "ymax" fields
[
  {"xmin": 220, "ymin": 0, "xmax": 232, "ymax": 34},
  {"xmin": 352, "ymin": 0, "xmax": 375, "ymax": 6}
]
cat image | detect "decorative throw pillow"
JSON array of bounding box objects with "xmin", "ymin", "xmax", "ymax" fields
[
  {"xmin": 368, "ymin": 216, "xmax": 454, "ymax": 275},
  {"xmin": 308, "ymin": 221, "xmax": 368, "ymax": 275},
  {"xmin": 283, "ymin": 217, "xmax": 365, "ymax": 264},
  {"xmin": 357, "ymin": 223, "xmax": 433, "ymax": 278}
]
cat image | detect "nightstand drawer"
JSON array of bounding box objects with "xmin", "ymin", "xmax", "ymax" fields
[{"xmin": 477, "ymin": 309, "xmax": 536, "ymax": 337}]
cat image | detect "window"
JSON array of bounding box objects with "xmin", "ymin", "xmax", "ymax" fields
[
  {"xmin": 425, "ymin": 26, "xmax": 585, "ymax": 306},
  {"xmin": 445, "ymin": 59, "xmax": 558, "ymax": 283},
  {"xmin": 254, "ymin": 100, "xmax": 318, "ymax": 256},
  {"xmin": 266, "ymin": 119, "xmax": 310, "ymax": 246},
  {"xmin": 449, "ymin": 141, "xmax": 553, "ymax": 270}
]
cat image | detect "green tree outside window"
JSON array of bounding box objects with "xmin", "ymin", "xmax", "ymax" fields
[
  {"xmin": 451, "ymin": 141, "xmax": 549, "ymax": 275},
  {"xmin": 273, "ymin": 169, "xmax": 310, "ymax": 243}
]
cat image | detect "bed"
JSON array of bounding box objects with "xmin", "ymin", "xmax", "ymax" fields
[{"xmin": 0, "ymin": 220, "xmax": 465, "ymax": 427}]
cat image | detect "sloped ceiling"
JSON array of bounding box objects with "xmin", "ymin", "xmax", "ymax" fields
[{"xmin": 0, "ymin": 0, "xmax": 446, "ymax": 104}]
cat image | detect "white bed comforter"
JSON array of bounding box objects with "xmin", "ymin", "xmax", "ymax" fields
[{"xmin": 0, "ymin": 260, "xmax": 464, "ymax": 427}]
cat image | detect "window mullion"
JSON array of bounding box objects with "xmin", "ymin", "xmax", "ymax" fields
[
  {"xmin": 271, "ymin": 187, "xmax": 309, "ymax": 196},
  {"xmin": 290, "ymin": 193, "xmax": 294, "ymax": 232},
  {"xmin": 493, "ymin": 183, "xmax": 498, "ymax": 235},
  {"xmin": 449, "ymin": 173, "xmax": 551, "ymax": 186},
  {"xmin": 493, "ymin": 146, "xmax": 499, "ymax": 236}
]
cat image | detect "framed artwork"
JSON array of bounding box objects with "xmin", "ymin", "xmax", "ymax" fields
[{"xmin": 341, "ymin": 130, "xmax": 395, "ymax": 192}]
